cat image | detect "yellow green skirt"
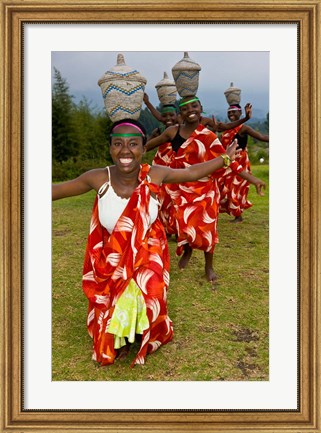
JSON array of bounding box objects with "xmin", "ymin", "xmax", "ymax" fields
[{"xmin": 107, "ymin": 279, "xmax": 149, "ymax": 349}]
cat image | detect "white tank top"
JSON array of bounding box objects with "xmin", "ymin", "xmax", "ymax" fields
[{"xmin": 98, "ymin": 166, "xmax": 159, "ymax": 234}]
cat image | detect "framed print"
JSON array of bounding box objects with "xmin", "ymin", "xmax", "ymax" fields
[{"xmin": 1, "ymin": 0, "xmax": 320, "ymax": 432}]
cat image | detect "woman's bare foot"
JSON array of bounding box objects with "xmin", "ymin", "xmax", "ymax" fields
[
  {"xmin": 205, "ymin": 266, "xmax": 217, "ymax": 282},
  {"xmin": 117, "ymin": 342, "xmax": 130, "ymax": 360},
  {"xmin": 178, "ymin": 245, "xmax": 193, "ymax": 269},
  {"xmin": 204, "ymin": 251, "xmax": 217, "ymax": 283},
  {"xmin": 230, "ymin": 216, "xmax": 243, "ymax": 223}
]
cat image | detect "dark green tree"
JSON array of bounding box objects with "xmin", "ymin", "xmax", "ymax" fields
[
  {"xmin": 52, "ymin": 68, "xmax": 78, "ymax": 162},
  {"xmin": 73, "ymin": 97, "xmax": 112, "ymax": 161}
]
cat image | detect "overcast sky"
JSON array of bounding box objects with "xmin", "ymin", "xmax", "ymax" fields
[{"xmin": 52, "ymin": 51, "xmax": 269, "ymax": 119}]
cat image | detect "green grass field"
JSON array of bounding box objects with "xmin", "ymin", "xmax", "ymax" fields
[{"xmin": 52, "ymin": 165, "xmax": 269, "ymax": 381}]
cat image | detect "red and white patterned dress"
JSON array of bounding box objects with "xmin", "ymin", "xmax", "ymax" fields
[
  {"xmin": 218, "ymin": 125, "xmax": 252, "ymax": 217},
  {"xmin": 152, "ymin": 143, "xmax": 177, "ymax": 235},
  {"xmin": 82, "ymin": 164, "xmax": 173, "ymax": 367},
  {"xmin": 164, "ymin": 124, "xmax": 243, "ymax": 256}
]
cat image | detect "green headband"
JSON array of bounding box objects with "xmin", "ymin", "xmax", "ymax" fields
[
  {"xmin": 161, "ymin": 107, "xmax": 177, "ymax": 114},
  {"xmin": 178, "ymin": 97, "xmax": 200, "ymax": 107},
  {"xmin": 110, "ymin": 133, "xmax": 143, "ymax": 137}
]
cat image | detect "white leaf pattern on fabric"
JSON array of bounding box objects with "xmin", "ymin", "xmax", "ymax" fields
[
  {"xmin": 184, "ymin": 206, "xmax": 197, "ymax": 224},
  {"xmin": 136, "ymin": 269, "xmax": 154, "ymax": 295},
  {"xmin": 141, "ymin": 331, "xmax": 150, "ymax": 348},
  {"xmin": 98, "ymin": 311, "xmax": 104, "ymax": 333},
  {"xmin": 146, "ymin": 298, "xmax": 160, "ymax": 322},
  {"xmin": 203, "ymin": 210, "xmax": 216, "ymax": 224},
  {"xmin": 165, "ymin": 187, "xmax": 181, "ymax": 198},
  {"xmin": 94, "ymin": 295, "xmax": 110, "ymax": 306},
  {"xmin": 232, "ymin": 177, "xmax": 243, "ymax": 185},
  {"xmin": 105, "ymin": 318, "xmax": 112, "ymax": 332},
  {"xmin": 131, "ymin": 226, "xmax": 138, "ymax": 259},
  {"xmin": 90, "ymin": 214, "xmax": 99, "ymax": 234},
  {"xmin": 111, "ymin": 266, "xmax": 125, "ymax": 281},
  {"xmin": 148, "ymin": 238, "xmax": 161, "ymax": 247},
  {"xmin": 207, "ymin": 190, "xmax": 215, "ymax": 201},
  {"xmin": 141, "ymin": 209, "xmax": 150, "ymax": 233},
  {"xmin": 163, "ymin": 286, "xmax": 167, "ymax": 301},
  {"xmin": 148, "ymin": 340, "xmax": 162, "ymax": 353},
  {"xmin": 193, "ymin": 193, "xmax": 206, "ymax": 202},
  {"xmin": 106, "ymin": 252, "xmax": 121, "ymax": 266},
  {"xmin": 163, "ymin": 270, "xmax": 170, "ymax": 287},
  {"xmin": 87, "ymin": 308, "xmax": 95, "ymax": 326},
  {"xmin": 195, "ymin": 139, "xmax": 206, "ymax": 158},
  {"xmin": 93, "ymin": 241, "xmax": 103, "ymax": 250},
  {"xmin": 134, "ymin": 355, "xmax": 145, "ymax": 365},
  {"xmin": 165, "ymin": 317, "xmax": 172, "ymax": 335},
  {"xmin": 115, "ymin": 215, "xmax": 134, "ymax": 232},
  {"xmin": 150, "ymin": 253, "xmax": 163, "ymax": 269},
  {"xmin": 102, "ymin": 353, "xmax": 112, "ymax": 359},
  {"xmin": 179, "ymin": 184, "xmax": 194, "ymax": 193},
  {"xmin": 204, "ymin": 231, "xmax": 212, "ymax": 246},
  {"xmin": 186, "ymin": 226, "xmax": 196, "ymax": 242},
  {"xmin": 231, "ymin": 189, "xmax": 238, "ymax": 200},
  {"xmin": 82, "ymin": 270, "xmax": 96, "ymax": 282},
  {"xmin": 209, "ymin": 137, "xmax": 222, "ymax": 147}
]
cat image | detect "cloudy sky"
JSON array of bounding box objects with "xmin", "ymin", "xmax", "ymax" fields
[{"xmin": 52, "ymin": 51, "xmax": 269, "ymax": 119}]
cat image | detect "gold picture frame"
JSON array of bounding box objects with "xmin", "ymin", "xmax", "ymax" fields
[{"xmin": 1, "ymin": 0, "xmax": 320, "ymax": 431}]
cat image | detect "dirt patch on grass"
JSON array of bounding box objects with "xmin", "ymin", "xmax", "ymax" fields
[
  {"xmin": 237, "ymin": 360, "xmax": 259, "ymax": 377},
  {"xmin": 53, "ymin": 229, "xmax": 70, "ymax": 237},
  {"xmin": 231, "ymin": 327, "xmax": 259, "ymax": 343}
]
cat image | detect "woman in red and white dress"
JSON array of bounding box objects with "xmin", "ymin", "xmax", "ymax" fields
[
  {"xmin": 219, "ymin": 103, "xmax": 269, "ymax": 222},
  {"xmin": 146, "ymin": 97, "xmax": 266, "ymax": 283}
]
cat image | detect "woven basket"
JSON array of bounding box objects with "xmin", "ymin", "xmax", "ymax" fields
[
  {"xmin": 155, "ymin": 72, "xmax": 177, "ymax": 105},
  {"xmin": 171, "ymin": 52, "xmax": 201, "ymax": 97},
  {"xmin": 224, "ymin": 82, "xmax": 241, "ymax": 105},
  {"xmin": 98, "ymin": 53, "xmax": 147, "ymax": 122}
]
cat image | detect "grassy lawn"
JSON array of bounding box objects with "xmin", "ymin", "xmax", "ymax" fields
[{"xmin": 52, "ymin": 164, "xmax": 269, "ymax": 381}]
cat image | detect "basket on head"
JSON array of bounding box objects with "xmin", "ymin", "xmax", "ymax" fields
[
  {"xmin": 224, "ymin": 82, "xmax": 241, "ymax": 105},
  {"xmin": 155, "ymin": 72, "xmax": 177, "ymax": 105},
  {"xmin": 171, "ymin": 52, "xmax": 201, "ymax": 97},
  {"xmin": 98, "ymin": 53, "xmax": 147, "ymax": 122}
]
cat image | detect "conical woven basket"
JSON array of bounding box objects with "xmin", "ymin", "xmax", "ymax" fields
[
  {"xmin": 171, "ymin": 52, "xmax": 201, "ymax": 97},
  {"xmin": 155, "ymin": 72, "xmax": 177, "ymax": 105},
  {"xmin": 98, "ymin": 53, "xmax": 147, "ymax": 122},
  {"xmin": 224, "ymin": 82, "xmax": 241, "ymax": 105}
]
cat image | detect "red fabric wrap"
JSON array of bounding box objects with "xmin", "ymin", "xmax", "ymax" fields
[
  {"xmin": 218, "ymin": 125, "xmax": 253, "ymax": 217},
  {"xmin": 82, "ymin": 164, "xmax": 173, "ymax": 367}
]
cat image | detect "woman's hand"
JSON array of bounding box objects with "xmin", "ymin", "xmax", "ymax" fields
[
  {"xmin": 244, "ymin": 103, "xmax": 252, "ymax": 120},
  {"xmin": 225, "ymin": 139, "xmax": 238, "ymax": 161},
  {"xmin": 143, "ymin": 93, "xmax": 149, "ymax": 104},
  {"xmin": 252, "ymin": 177, "xmax": 266, "ymax": 196}
]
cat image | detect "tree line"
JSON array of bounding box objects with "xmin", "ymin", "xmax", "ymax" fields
[{"xmin": 52, "ymin": 68, "xmax": 269, "ymax": 181}]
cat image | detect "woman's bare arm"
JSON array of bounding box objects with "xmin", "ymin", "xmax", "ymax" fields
[
  {"xmin": 52, "ymin": 169, "xmax": 102, "ymax": 200},
  {"xmin": 146, "ymin": 125, "xmax": 178, "ymax": 151},
  {"xmin": 150, "ymin": 141, "xmax": 238, "ymax": 184},
  {"xmin": 143, "ymin": 93, "xmax": 162, "ymax": 122}
]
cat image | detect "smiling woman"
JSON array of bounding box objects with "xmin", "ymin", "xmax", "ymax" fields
[
  {"xmin": 145, "ymin": 96, "xmax": 266, "ymax": 282},
  {"xmin": 51, "ymin": 117, "xmax": 239, "ymax": 366}
]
